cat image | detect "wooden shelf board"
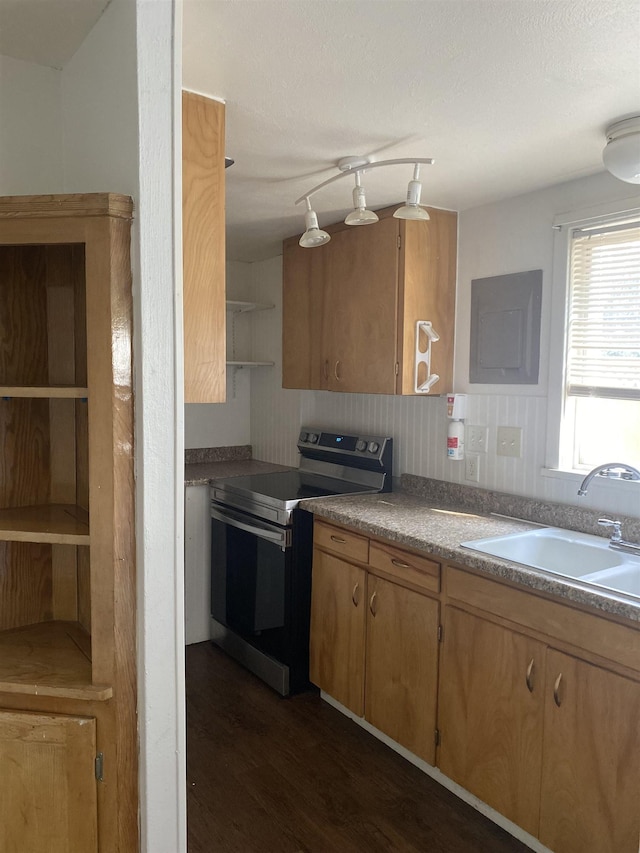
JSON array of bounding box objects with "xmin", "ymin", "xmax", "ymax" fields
[
  {"xmin": 0, "ymin": 385, "xmax": 88, "ymax": 399},
  {"xmin": 225, "ymin": 300, "xmax": 274, "ymax": 313},
  {"xmin": 0, "ymin": 621, "xmax": 112, "ymax": 701},
  {"xmin": 226, "ymin": 361, "xmax": 275, "ymax": 367},
  {"xmin": 0, "ymin": 504, "xmax": 90, "ymax": 544}
]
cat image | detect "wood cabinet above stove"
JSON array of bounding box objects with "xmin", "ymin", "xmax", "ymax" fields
[{"xmin": 282, "ymin": 205, "xmax": 457, "ymax": 395}]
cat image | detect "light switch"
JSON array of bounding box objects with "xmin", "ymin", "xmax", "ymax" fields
[{"xmin": 497, "ymin": 426, "xmax": 522, "ymax": 458}]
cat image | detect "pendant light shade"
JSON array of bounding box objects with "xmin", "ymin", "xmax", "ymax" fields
[
  {"xmin": 344, "ymin": 173, "xmax": 379, "ymax": 226},
  {"xmin": 299, "ymin": 199, "xmax": 331, "ymax": 248},
  {"xmin": 602, "ymin": 116, "xmax": 640, "ymax": 184},
  {"xmin": 393, "ymin": 164, "xmax": 430, "ymax": 221}
]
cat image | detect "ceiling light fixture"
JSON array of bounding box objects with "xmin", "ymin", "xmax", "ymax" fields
[
  {"xmin": 298, "ymin": 197, "xmax": 331, "ymax": 248},
  {"xmin": 295, "ymin": 156, "xmax": 434, "ymax": 247},
  {"xmin": 602, "ymin": 116, "xmax": 640, "ymax": 184},
  {"xmin": 344, "ymin": 172, "xmax": 379, "ymax": 226},
  {"xmin": 393, "ymin": 164, "xmax": 430, "ymax": 221}
]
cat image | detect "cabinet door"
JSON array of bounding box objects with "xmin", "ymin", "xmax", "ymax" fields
[
  {"xmin": 0, "ymin": 710, "xmax": 98, "ymax": 853},
  {"xmin": 438, "ymin": 607, "xmax": 545, "ymax": 836},
  {"xmin": 309, "ymin": 549, "xmax": 366, "ymax": 715},
  {"xmin": 325, "ymin": 217, "xmax": 400, "ymax": 394},
  {"xmin": 182, "ymin": 91, "xmax": 226, "ymax": 403},
  {"xmin": 365, "ymin": 575, "xmax": 439, "ymax": 763},
  {"xmin": 282, "ymin": 236, "xmax": 329, "ymax": 389},
  {"xmin": 539, "ymin": 650, "xmax": 640, "ymax": 853}
]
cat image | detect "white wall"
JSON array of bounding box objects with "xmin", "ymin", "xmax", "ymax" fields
[
  {"xmin": 249, "ymin": 172, "xmax": 640, "ymax": 519},
  {"xmin": 0, "ymin": 55, "xmax": 63, "ymax": 192},
  {"xmin": 62, "ymin": 2, "xmax": 186, "ymax": 851}
]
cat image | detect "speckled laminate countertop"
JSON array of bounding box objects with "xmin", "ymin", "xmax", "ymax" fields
[
  {"xmin": 185, "ymin": 459, "xmax": 293, "ymax": 487},
  {"xmin": 302, "ymin": 490, "xmax": 640, "ymax": 624}
]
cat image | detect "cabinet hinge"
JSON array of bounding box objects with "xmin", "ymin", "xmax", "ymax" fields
[
  {"xmin": 394, "ymin": 362, "xmax": 399, "ymax": 375},
  {"xmin": 397, "ymin": 234, "xmax": 401, "ymax": 250},
  {"xmin": 437, "ymin": 624, "xmax": 443, "ymax": 642},
  {"xmin": 435, "ymin": 729, "xmax": 440, "ymax": 747},
  {"xmin": 95, "ymin": 752, "xmax": 104, "ymax": 783}
]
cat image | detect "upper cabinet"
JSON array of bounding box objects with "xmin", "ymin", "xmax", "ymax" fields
[
  {"xmin": 182, "ymin": 91, "xmax": 226, "ymax": 403},
  {"xmin": 282, "ymin": 205, "xmax": 457, "ymax": 395}
]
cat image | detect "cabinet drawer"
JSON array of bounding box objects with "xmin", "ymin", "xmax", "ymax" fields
[
  {"xmin": 446, "ymin": 566, "xmax": 640, "ymax": 674},
  {"xmin": 369, "ymin": 541, "xmax": 440, "ymax": 594},
  {"xmin": 314, "ymin": 521, "xmax": 369, "ymax": 564}
]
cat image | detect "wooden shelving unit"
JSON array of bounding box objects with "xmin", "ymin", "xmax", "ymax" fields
[{"xmin": 0, "ymin": 193, "xmax": 138, "ymax": 851}]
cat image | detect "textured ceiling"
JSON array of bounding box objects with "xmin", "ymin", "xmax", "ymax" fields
[
  {"xmin": 183, "ymin": 0, "xmax": 640, "ymax": 261},
  {"xmin": 0, "ymin": 0, "xmax": 110, "ymax": 68},
  {"xmin": 2, "ymin": 1, "xmax": 637, "ymax": 262}
]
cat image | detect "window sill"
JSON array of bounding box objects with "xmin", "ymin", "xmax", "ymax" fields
[{"xmin": 541, "ymin": 467, "xmax": 640, "ymax": 494}]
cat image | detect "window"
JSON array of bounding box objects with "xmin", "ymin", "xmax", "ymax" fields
[{"xmin": 556, "ymin": 211, "xmax": 640, "ymax": 472}]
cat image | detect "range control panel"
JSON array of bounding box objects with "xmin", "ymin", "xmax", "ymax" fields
[{"xmin": 298, "ymin": 427, "xmax": 392, "ymax": 465}]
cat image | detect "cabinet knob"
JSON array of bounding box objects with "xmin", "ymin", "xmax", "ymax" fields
[
  {"xmin": 352, "ymin": 583, "xmax": 360, "ymax": 607},
  {"xmin": 553, "ymin": 673, "xmax": 563, "ymax": 707},
  {"xmin": 525, "ymin": 658, "xmax": 535, "ymax": 693},
  {"xmin": 369, "ymin": 591, "xmax": 377, "ymax": 616}
]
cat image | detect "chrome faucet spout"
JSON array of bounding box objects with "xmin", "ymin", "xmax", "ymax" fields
[{"xmin": 577, "ymin": 462, "xmax": 640, "ymax": 496}]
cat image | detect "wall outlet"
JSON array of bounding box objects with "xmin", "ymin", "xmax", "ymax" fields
[
  {"xmin": 497, "ymin": 426, "xmax": 523, "ymax": 458},
  {"xmin": 467, "ymin": 425, "xmax": 489, "ymax": 453},
  {"xmin": 465, "ymin": 453, "xmax": 481, "ymax": 482}
]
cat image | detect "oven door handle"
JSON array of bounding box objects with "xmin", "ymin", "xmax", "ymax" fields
[{"xmin": 210, "ymin": 503, "xmax": 291, "ymax": 550}]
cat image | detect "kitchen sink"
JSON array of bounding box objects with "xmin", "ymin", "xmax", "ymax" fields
[{"xmin": 461, "ymin": 526, "xmax": 640, "ymax": 598}]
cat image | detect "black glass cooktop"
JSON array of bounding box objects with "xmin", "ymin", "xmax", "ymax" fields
[{"xmin": 214, "ymin": 470, "xmax": 373, "ymax": 503}]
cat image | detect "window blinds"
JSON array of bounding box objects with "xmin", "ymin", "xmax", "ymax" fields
[{"xmin": 567, "ymin": 220, "xmax": 640, "ymax": 400}]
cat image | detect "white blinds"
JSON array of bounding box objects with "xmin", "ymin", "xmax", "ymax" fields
[{"xmin": 567, "ymin": 220, "xmax": 640, "ymax": 400}]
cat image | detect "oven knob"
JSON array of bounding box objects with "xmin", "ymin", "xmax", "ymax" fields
[
  {"xmin": 299, "ymin": 431, "xmax": 308, "ymax": 442},
  {"xmin": 356, "ymin": 439, "xmax": 367, "ymax": 452},
  {"xmin": 368, "ymin": 441, "xmax": 380, "ymax": 454},
  {"xmin": 308, "ymin": 433, "xmax": 318, "ymax": 443}
]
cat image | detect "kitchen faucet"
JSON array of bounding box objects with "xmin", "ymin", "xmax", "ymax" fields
[{"xmin": 577, "ymin": 462, "xmax": 640, "ymax": 496}]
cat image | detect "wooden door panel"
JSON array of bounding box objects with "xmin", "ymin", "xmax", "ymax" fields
[
  {"xmin": 282, "ymin": 237, "xmax": 329, "ymax": 389},
  {"xmin": 326, "ymin": 218, "xmax": 399, "ymax": 394},
  {"xmin": 438, "ymin": 607, "xmax": 545, "ymax": 836},
  {"xmin": 365, "ymin": 576, "xmax": 439, "ymax": 763},
  {"xmin": 309, "ymin": 550, "xmax": 366, "ymax": 715},
  {"xmin": 0, "ymin": 710, "xmax": 98, "ymax": 853},
  {"xmin": 539, "ymin": 650, "xmax": 640, "ymax": 853}
]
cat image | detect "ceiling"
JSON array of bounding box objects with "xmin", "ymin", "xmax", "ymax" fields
[
  {"xmin": 2, "ymin": 0, "xmax": 638, "ymax": 262},
  {"xmin": 0, "ymin": 0, "xmax": 110, "ymax": 68},
  {"xmin": 183, "ymin": 0, "xmax": 640, "ymax": 262}
]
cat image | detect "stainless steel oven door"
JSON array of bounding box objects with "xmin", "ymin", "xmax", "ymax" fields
[{"xmin": 210, "ymin": 501, "xmax": 292, "ymax": 636}]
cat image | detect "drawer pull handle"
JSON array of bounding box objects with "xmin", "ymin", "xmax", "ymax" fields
[
  {"xmin": 352, "ymin": 584, "xmax": 360, "ymax": 607},
  {"xmin": 334, "ymin": 360, "xmax": 341, "ymax": 381},
  {"xmin": 330, "ymin": 535, "xmax": 346, "ymax": 544},
  {"xmin": 553, "ymin": 673, "xmax": 563, "ymax": 707},
  {"xmin": 391, "ymin": 558, "xmax": 411, "ymax": 569},
  {"xmin": 525, "ymin": 658, "xmax": 535, "ymax": 693},
  {"xmin": 369, "ymin": 591, "xmax": 377, "ymax": 616}
]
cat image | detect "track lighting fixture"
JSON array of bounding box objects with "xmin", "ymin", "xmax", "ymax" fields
[
  {"xmin": 298, "ymin": 197, "xmax": 331, "ymax": 248},
  {"xmin": 295, "ymin": 156, "xmax": 434, "ymax": 247}
]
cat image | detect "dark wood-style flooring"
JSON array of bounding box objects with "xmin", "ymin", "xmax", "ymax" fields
[{"xmin": 186, "ymin": 642, "xmax": 528, "ymax": 853}]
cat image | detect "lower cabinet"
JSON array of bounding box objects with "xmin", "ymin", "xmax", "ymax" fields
[
  {"xmin": 439, "ymin": 598, "xmax": 640, "ymax": 853},
  {"xmin": 310, "ymin": 521, "xmax": 440, "ymax": 764},
  {"xmin": 310, "ymin": 520, "xmax": 640, "ymax": 853},
  {"xmin": 438, "ymin": 607, "xmax": 545, "ymax": 836},
  {"xmin": 0, "ymin": 710, "xmax": 98, "ymax": 853}
]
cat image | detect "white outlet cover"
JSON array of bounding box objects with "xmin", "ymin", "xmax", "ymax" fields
[{"xmin": 496, "ymin": 426, "xmax": 522, "ymax": 458}]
